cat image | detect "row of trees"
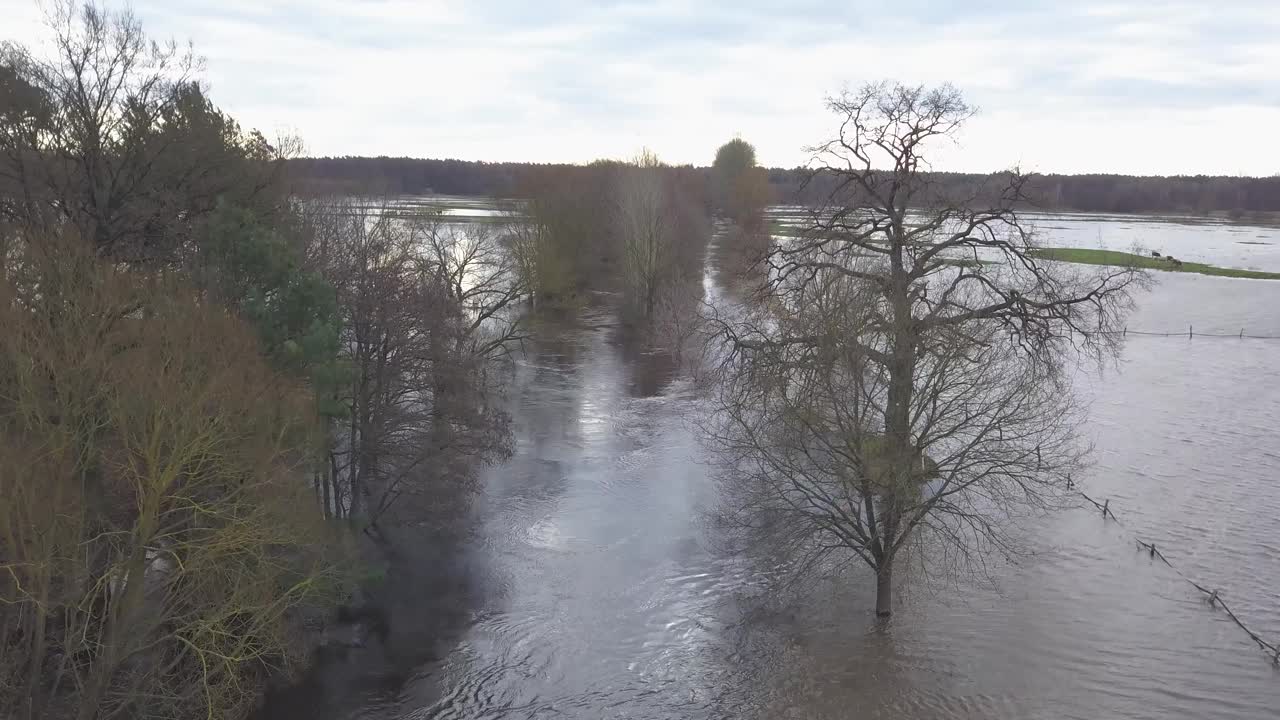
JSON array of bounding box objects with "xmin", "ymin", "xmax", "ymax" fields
[
  {"xmin": 288, "ymin": 156, "xmax": 554, "ymax": 197},
  {"xmin": 1, "ymin": 2, "xmax": 1153, "ymax": 710},
  {"xmin": 292, "ymin": 157, "xmax": 1280, "ymax": 217},
  {"xmin": 770, "ymin": 168, "xmax": 1280, "ymax": 216},
  {"xmin": 508, "ymin": 151, "xmax": 710, "ymax": 336},
  {"xmin": 0, "ymin": 3, "xmax": 522, "ymax": 718}
]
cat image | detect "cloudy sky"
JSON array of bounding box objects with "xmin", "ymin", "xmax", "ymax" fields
[{"xmin": 4, "ymin": 1, "xmax": 1279, "ymax": 175}]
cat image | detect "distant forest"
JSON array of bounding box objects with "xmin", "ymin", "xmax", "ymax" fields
[{"xmin": 290, "ymin": 156, "xmax": 1280, "ymax": 216}]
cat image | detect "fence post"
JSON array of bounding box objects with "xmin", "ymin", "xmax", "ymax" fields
[
  {"xmin": 1240, "ymin": 328, "xmax": 1245, "ymax": 338},
  {"xmin": 1189, "ymin": 324, "xmax": 1193, "ymax": 339},
  {"xmin": 1149, "ymin": 543, "xmax": 1156, "ymax": 559},
  {"xmin": 1102, "ymin": 499, "xmax": 1109, "ymax": 519}
]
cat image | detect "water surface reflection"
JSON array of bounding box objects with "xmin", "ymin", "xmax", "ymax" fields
[{"xmin": 276, "ymin": 230, "xmax": 1280, "ymax": 720}]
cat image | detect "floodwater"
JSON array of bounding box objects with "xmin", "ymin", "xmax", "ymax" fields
[
  {"xmin": 1019, "ymin": 211, "xmax": 1280, "ymax": 273},
  {"xmin": 767, "ymin": 206, "xmax": 1280, "ymax": 273},
  {"xmin": 269, "ymin": 216, "xmax": 1280, "ymax": 719}
]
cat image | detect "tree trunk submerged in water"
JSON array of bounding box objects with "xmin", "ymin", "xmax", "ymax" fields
[{"xmin": 875, "ymin": 562, "xmax": 893, "ymax": 617}]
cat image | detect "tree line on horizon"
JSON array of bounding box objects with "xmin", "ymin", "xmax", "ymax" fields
[{"xmin": 290, "ymin": 155, "xmax": 1280, "ymax": 217}]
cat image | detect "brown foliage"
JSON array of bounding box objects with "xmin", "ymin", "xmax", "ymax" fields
[{"xmin": 0, "ymin": 230, "xmax": 345, "ymax": 720}]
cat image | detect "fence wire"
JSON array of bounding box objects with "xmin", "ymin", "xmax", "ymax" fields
[
  {"xmin": 1075, "ymin": 489, "xmax": 1280, "ymax": 664},
  {"xmin": 1099, "ymin": 327, "xmax": 1280, "ymax": 340}
]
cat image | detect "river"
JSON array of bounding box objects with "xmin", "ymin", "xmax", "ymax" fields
[{"xmin": 264, "ymin": 214, "xmax": 1280, "ymax": 719}]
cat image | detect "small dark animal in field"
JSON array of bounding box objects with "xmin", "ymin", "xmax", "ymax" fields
[{"xmin": 1151, "ymin": 251, "xmax": 1162, "ymax": 258}]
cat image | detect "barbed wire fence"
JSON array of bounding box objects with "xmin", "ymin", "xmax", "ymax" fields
[
  {"xmin": 1070, "ymin": 483, "xmax": 1280, "ymax": 665},
  {"xmin": 1065, "ymin": 328, "xmax": 1280, "ymax": 663},
  {"xmin": 1100, "ymin": 326, "xmax": 1280, "ymax": 340}
]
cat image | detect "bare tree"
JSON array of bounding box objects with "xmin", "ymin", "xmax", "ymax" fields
[
  {"xmin": 383, "ymin": 216, "xmax": 522, "ymax": 525},
  {"xmin": 615, "ymin": 149, "xmax": 676, "ymax": 321},
  {"xmin": 504, "ymin": 199, "xmax": 575, "ymax": 307},
  {"xmin": 0, "ymin": 1, "xmax": 287, "ymax": 264},
  {"xmin": 420, "ymin": 217, "xmax": 525, "ymax": 363},
  {"xmin": 304, "ymin": 199, "xmax": 518, "ymax": 532},
  {"xmin": 303, "ymin": 197, "xmax": 425, "ymax": 526},
  {"xmin": 706, "ymin": 82, "xmax": 1147, "ymax": 616}
]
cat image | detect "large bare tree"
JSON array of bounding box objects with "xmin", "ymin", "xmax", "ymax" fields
[{"xmin": 707, "ymin": 82, "xmax": 1147, "ymax": 616}]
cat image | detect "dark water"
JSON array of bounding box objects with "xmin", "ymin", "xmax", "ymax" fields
[{"xmin": 271, "ymin": 237, "xmax": 1280, "ymax": 719}]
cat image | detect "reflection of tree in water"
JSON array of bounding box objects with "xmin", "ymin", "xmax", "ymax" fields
[
  {"xmin": 263, "ymin": 313, "xmax": 597, "ymax": 720},
  {"xmin": 702, "ymin": 545, "xmax": 926, "ymax": 720},
  {"xmin": 608, "ymin": 282, "xmax": 706, "ymax": 399},
  {"xmin": 255, "ymin": 505, "xmax": 487, "ymax": 720},
  {"xmin": 510, "ymin": 309, "xmax": 586, "ymax": 484},
  {"xmin": 616, "ymin": 333, "xmax": 681, "ymax": 398},
  {"xmin": 699, "ymin": 480, "xmax": 991, "ymax": 720},
  {"xmin": 708, "ymin": 221, "xmax": 770, "ymax": 300}
]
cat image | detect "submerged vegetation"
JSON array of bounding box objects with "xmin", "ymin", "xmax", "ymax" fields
[{"xmin": 509, "ymin": 151, "xmax": 711, "ymax": 342}]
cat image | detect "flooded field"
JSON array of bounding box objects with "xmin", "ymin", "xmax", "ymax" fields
[
  {"xmin": 767, "ymin": 206, "xmax": 1280, "ymax": 274},
  {"xmin": 265, "ymin": 209, "xmax": 1280, "ymax": 719}
]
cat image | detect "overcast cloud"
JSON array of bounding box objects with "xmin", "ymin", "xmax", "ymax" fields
[{"xmin": 4, "ymin": 0, "xmax": 1279, "ymax": 175}]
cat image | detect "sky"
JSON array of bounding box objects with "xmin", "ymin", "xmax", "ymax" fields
[{"xmin": 4, "ymin": 0, "xmax": 1279, "ymax": 176}]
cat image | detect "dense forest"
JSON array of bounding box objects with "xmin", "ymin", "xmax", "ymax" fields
[{"xmin": 292, "ymin": 156, "xmax": 1280, "ymax": 216}]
